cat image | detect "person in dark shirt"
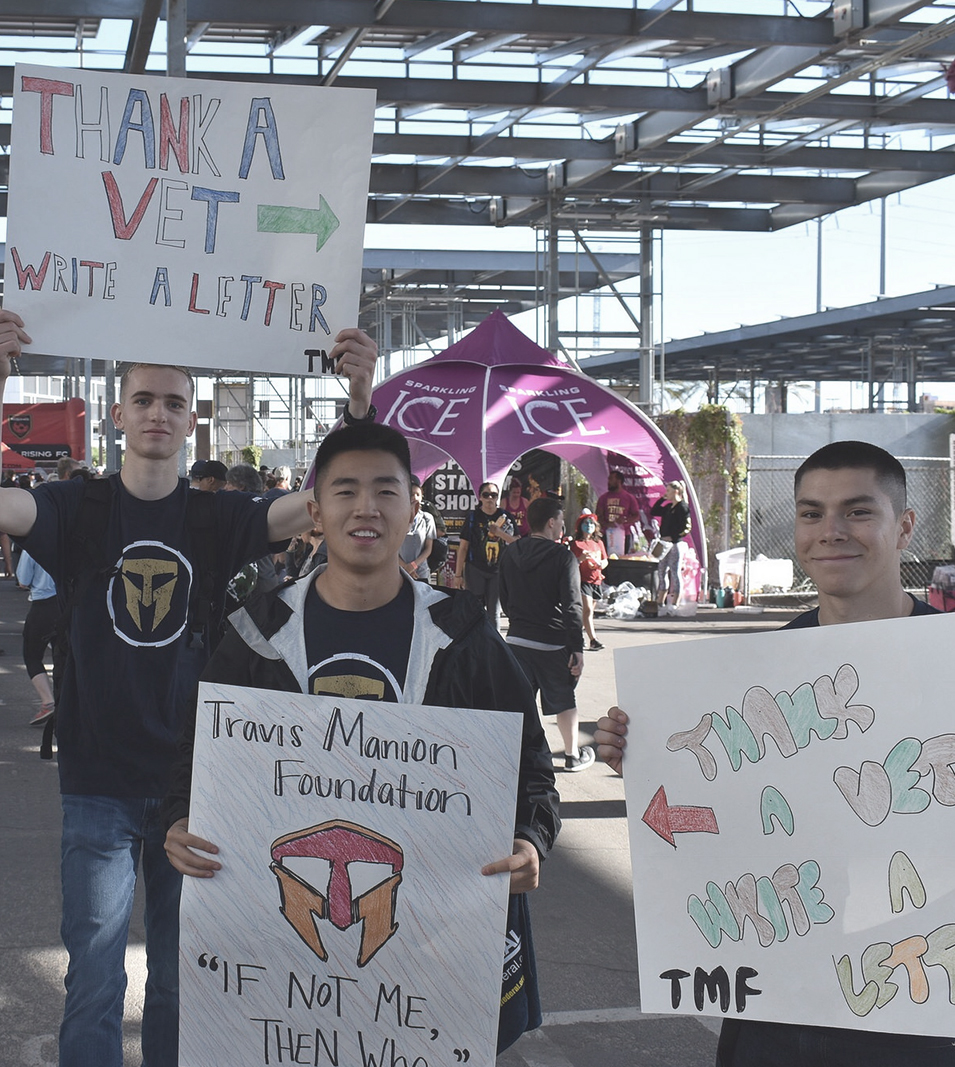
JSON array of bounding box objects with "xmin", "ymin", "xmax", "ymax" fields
[
  {"xmin": 595, "ymin": 440, "xmax": 952, "ymax": 1067},
  {"xmin": 0, "ymin": 308, "xmax": 377, "ymax": 1067},
  {"xmin": 163, "ymin": 423, "xmax": 559, "ymax": 1053},
  {"xmin": 453, "ymin": 481, "xmax": 518, "ymax": 627},
  {"xmin": 500, "ymin": 496, "xmax": 593, "ymax": 772},
  {"xmin": 650, "ymin": 479, "xmax": 692, "ymax": 609}
]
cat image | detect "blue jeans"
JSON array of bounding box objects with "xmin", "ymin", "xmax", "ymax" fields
[
  {"xmin": 60, "ymin": 795, "xmax": 181, "ymax": 1067},
  {"xmin": 656, "ymin": 539, "xmax": 687, "ymax": 604}
]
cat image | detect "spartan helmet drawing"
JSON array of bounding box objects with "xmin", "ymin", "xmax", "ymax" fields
[{"xmin": 269, "ymin": 820, "xmax": 404, "ymax": 967}]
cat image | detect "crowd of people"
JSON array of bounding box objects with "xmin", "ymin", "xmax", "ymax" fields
[{"xmin": 1, "ymin": 299, "xmax": 944, "ymax": 1067}]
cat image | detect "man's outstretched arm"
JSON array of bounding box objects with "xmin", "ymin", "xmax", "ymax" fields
[
  {"xmin": 0, "ymin": 310, "xmax": 38, "ymax": 538},
  {"xmin": 267, "ymin": 326, "xmax": 379, "ymax": 542}
]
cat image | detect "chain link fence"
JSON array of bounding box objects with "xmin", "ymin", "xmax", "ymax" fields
[{"xmin": 745, "ymin": 455, "xmax": 954, "ymax": 596}]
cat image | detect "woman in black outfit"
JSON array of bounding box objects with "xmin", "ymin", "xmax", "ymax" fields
[
  {"xmin": 452, "ymin": 481, "xmax": 517, "ymax": 628},
  {"xmin": 650, "ymin": 480, "xmax": 691, "ymax": 609}
]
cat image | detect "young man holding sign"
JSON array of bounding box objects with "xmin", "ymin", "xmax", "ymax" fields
[
  {"xmin": 163, "ymin": 422, "xmax": 560, "ymax": 1050},
  {"xmin": 0, "ymin": 307, "xmax": 377, "ymax": 1067},
  {"xmin": 596, "ymin": 441, "xmax": 952, "ymax": 1065}
]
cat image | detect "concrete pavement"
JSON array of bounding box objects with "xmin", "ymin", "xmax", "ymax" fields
[{"xmin": 0, "ymin": 578, "xmax": 806, "ymax": 1066}]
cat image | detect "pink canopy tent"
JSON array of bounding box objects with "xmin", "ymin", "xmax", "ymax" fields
[{"xmin": 372, "ymin": 310, "xmax": 707, "ymax": 586}]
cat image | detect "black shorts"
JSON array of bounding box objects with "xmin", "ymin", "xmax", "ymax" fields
[
  {"xmin": 581, "ymin": 582, "xmax": 601, "ymax": 599},
  {"xmin": 508, "ymin": 644, "xmax": 578, "ymax": 715}
]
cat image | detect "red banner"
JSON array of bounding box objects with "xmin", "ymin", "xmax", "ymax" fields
[{"xmin": 2, "ymin": 397, "xmax": 86, "ymax": 461}]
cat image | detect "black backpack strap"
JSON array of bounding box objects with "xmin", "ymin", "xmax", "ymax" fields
[
  {"xmin": 184, "ymin": 486, "xmax": 220, "ymax": 649},
  {"xmin": 44, "ymin": 476, "xmax": 117, "ymax": 760}
]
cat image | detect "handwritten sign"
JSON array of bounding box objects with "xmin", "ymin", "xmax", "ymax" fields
[
  {"xmin": 180, "ymin": 682, "xmax": 522, "ymax": 1067},
  {"xmin": 616, "ymin": 613, "xmax": 955, "ymax": 1037},
  {"xmin": 7, "ymin": 64, "xmax": 374, "ymax": 374}
]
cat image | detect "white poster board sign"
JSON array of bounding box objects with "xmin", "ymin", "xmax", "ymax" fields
[
  {"xmin": 7, "ymin": 64, "xmax": 374, "ymax": 374},
  {"xmin": 616, "ymin": 613, "xmax": 955, "ymax": 1037},
  {"xmin": 180, "ymin": 683, "xmax": 522, "ymax": 1067}
]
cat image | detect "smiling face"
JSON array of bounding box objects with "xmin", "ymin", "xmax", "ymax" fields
[
  {"xmin": 307, "ymin": 449, "xmax": 414, "ymax": 578},
  {"xmin": 794, "ymin": 466, "xmax": 915, "ymax": 619},
  {"xmin": 111, "ymin": 365, "xmax": 197, "ymax": 461}
]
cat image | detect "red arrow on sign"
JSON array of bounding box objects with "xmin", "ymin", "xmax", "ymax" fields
[{"xmin": 642, "ymin": 785, "xmax": 719, "ymax": 847}]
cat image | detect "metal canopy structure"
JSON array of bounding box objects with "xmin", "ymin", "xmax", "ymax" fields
[
  {"xmin": 578, "ymin": 285, "xmax": 955, "ymax": 402},
  {"xmin": 360, "ymin": 247, "xmax": 642, "ymax": 340},
  {"xmin": 3, "ymin": 2, "xmax": 952, "ymax": 230},
  {"xmin": 0, "ymin": 1, "xmax": 954, "ymax": 378}
]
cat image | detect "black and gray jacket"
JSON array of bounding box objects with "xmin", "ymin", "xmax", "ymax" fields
[
  {"xmin": 500, "ymin": 536, "xmax": 584, "ymax": 654},
  {"xmin": 163, "ymin": 570, "xmax": 560, "ymax": 859}
]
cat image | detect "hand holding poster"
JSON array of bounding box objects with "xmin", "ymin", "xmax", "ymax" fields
[
  {"xmin": 180, "ymin": 682, "xmax": 523, "ymax": 1067},
  {"xmin": 6, "ymin": 65, "xmax": 374, "ymax": 374},
  {"xmin": 615, "ymin": 613, "xmax": 955, "ymax": 1038}
]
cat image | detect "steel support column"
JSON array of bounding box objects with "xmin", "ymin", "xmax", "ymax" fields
[
  {"xmin": 546, "ymin": 197, "xmax": 559, "ymax": 355},
  {"xmin": 105, "ymin": 362, "xmax": 121, "ymax": 470},
  {"xmin": 639, "ymin": 225, "xmax": 654, "ymax": 410},
  {"xmin": 166, "ymin": 0, "xmax": 187, "ymax": 77}
]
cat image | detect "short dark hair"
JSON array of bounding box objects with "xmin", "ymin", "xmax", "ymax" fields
[
  {"xmin": 225, "ymin": 463, "xmax": 263, "ymax": 493},
  {"xmin": 794, "ymin": 441, "xmax": 907, "ymax": 515},
  {"xmin": 119, "ymin": 362, "xmax": 195, "ymax": 403},
  {"xmin": 312, "ymin": 423, "xmax": 412, "ymax": 497},
  {"xmin": 528, "ymin": 495, "xmax": 563, "ymax": 532}
]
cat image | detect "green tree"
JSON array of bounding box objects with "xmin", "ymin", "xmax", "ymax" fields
[
  {"xmin": 654, "ymin": 405, "xmax": 747, "ymax": 583},
  {"xmin": 241, "ymin": 444, "xmax": 262, "ymax": 470}
]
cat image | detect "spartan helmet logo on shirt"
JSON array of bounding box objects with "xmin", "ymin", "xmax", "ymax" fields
[
  {"xmin": 308, "ymin": 654, "xmax": 403, "ymax": 703},
  {"xmin": 107, "ymin": 541, "xmax": 193, "ymax": 648},
  {"xmin": 270, "ymin": 820, "xmax": 404, "ymax": 967}
]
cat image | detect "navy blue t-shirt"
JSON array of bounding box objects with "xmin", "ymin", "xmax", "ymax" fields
[
  {"xmin": 23, "ymin": 476, "xmax": 273, "ymax": 797},
  {"xmin": 303, "ymin": 580, "xmax": 414, "ymax": 702},
  {"xmin": 783, "ymin": 595, "xmax": 938, "ymax": 628}
]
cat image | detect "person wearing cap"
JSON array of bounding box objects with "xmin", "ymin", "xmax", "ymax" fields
[
  {"xmin": 189, "ymin": 460, "xmax": 227, "ymax": 493},
  {"xmin": 650, "ymin": 479, "xmax": 691, "ymax": 610},
  {"xmin": 264, "ymin": 466, "xmax": 292, "ymax": 500},
  {"xmin": 570, "ymin": 510, "xmax": 608, "ymax": 651}
]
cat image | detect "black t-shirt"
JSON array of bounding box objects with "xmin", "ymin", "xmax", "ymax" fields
[
  {"xmin": 783, "ymin": 595, "xmax": 938, "ymax": 628},
  {"xmin": 304, "ymin": 580, "xmax": 414, "ymax": 702},
  {"xmin": 22, "ymin": 476, "xmax": 272, "ymax": 797},
  {"xmin": 461, "ymin": 507, "xmax": 513, "ymax": 574},
  {"xmin": 651, "ymin": 498, "xmax": 691, "ymax": 541}
]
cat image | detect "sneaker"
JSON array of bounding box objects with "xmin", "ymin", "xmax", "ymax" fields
[
  {"xmin": 564, "ymin": 746, "xmax": 595, "ymax": 773},
  {"xmin": 29, "ymin": 704, "xmax": 54, "ymax": 728},
  {"xmin": 589, "ymin": 640, "xmax": 604, "ymax": 651}
]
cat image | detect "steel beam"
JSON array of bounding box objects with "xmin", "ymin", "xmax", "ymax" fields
[{"xmin": 124, "ymin": 0, "xmax": 163, "ymax": 73}]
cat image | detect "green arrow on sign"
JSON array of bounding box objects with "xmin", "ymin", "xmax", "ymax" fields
[{"xmin": 256, "ymin": 196, "xmax": 340, "ymax": 251}]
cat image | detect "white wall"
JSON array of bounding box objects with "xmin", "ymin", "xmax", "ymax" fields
[{"xmin": 740, "ymin": 412, "xmax": 955, "ymax": 460}]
